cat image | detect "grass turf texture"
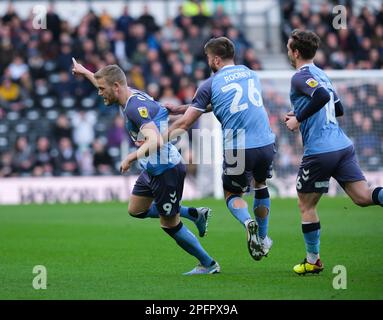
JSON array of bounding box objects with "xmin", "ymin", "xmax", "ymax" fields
[{"xmin": 0, "ymin": 197, "xmax": 382, "ymax": 300}]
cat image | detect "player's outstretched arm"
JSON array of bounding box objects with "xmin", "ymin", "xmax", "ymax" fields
[
  {"xmin": 164, "ymin": 103, "xmax": 189, "ymax": 115},
  {"xmin": 165, "ymin": 103, "xmax": 212, "ymax": 115},
  {"xmin": 163, "ymin": 107, "xmax": 203, "ymax": 142},
  {"xmin": 71, "ymin": 57, "xmax": 98, "ymax": 88}
]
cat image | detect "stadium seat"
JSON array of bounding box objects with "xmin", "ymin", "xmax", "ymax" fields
[
  {"xmin": 0, "ymin": 123, "xmax": 8, "ymax": 134},
  {"xmin": 108, "ymin": 147, "xmax": 120, "ymax": 158},
  {"xmin": 81, "ymin": 97, "xmax": 96, "ymax": 109},
  {"xmin": 46, "ymin": 110, "xmax": 59, "ymax": 120},
  {"xmin": 24, "ymin": 98, "xmax": 35, "ymax": 109},
  {"xmin": 40, "ymin": 97, "xmax": 56, "ymax": 109},
  {"xmin": 95, "ymin": 122, "xmax": 107, "ymax": 134},
  {"xmin": 15, "ymin": 123, "xmax": 29, "ymax": 134},
  {"xmin": 0, "ymin": 136, "xmax": 9, "ymax": 151},
  {"xmin": 61, "ymin": 97, "xmax": 76, "ymax": 109},
  {"xmin": 65, "ymin": 110, "xmax": 77, "ymax": 119},
  {"xmin": 31, "ymin": 118, "xmax": 51, "ymax": 135},
  {"xmin": 49, "ymin": 73, "xmax": 61, "ymax": 84},
  {"xmin": 26, "ymin": 110, "xmax": 40, "ymax": 121},
  {"xmin": 6, "ymin": 111, "xmax": 20, "ymax": 122},
  {"xmin": 97, "ymin": 135, "xmax": 108, "ymax": 146},
  {"xmin": 35, "ymin": 85, "xmax": 49, "ymax": 97},
  {"xmin": 368, "ymin": 156, "xmax": 380, "ymax": 169},
  {"xmin": 43, "ymin": 60, "xmax": 57, "ymax": 73}
]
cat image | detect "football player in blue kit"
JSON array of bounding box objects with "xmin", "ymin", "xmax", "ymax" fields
[
  {"xmin": 72, "ymin": 59, "xmax": 219, "ymax": 275},
  {"xmin": 284, "ymin": 30, "xmax": 383, "ymax": 275},
  {"xmin": 165, "ymin": 37, "xmax": 276, "ymax": 261}
]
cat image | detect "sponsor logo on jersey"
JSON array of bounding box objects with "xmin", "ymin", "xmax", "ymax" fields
[
  {"xmin": 306, "ymin": 78, "xmax": 319, "ymax": 88},
  {"xmin": 138, "ymin": 107, "xmax": 148, "ymax": 118}
]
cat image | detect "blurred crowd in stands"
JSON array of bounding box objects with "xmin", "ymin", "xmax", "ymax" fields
[
  {"xmin": 0, "ymin": 0, "xmax": 382, "ymax": 179},
  {"xmin": 263, "ymin": 80, "xmax": 383, "ymax": 175},
  {"xmin": 275, "ymin": 0, "xmax": 383, "ymax": 174},
  {"xmin": 281, "ymin": 0, "xmax": 383, "ymax": 69},
  {"xmin": 0, "ymin": 1, "xmax": 258, "ymax": 177}
]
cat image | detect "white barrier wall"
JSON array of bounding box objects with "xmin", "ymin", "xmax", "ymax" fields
[
  {"xmin": 1, "ymin": 172, "xmax": 382, "ymax": 204},
  {"xmin": 0, "ymin": 176, "xmax": 202, "ymax": 205}
]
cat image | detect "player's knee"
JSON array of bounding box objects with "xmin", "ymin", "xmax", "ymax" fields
[
  {"xmin": 160, "ymin": 214, "xmax": 179, "ymax": 228},
  {"xmin": 128, "ymin": 210, "xmax": 138, "ymax": 217},
  {"xmin": 128, "ymin": 203, "xmax": 141, "ymax": 216},
  {"xmin": 128, "ymin": 205, "xmax": 147, "ymax": 218},
  {"xmin": 352, "ymin": 195, "xmax": 371, "ymax": 207},
  {"xmin": 254, "ymin": 181, "xmax": 266, "ymax": 189},
  {"xmin": 232, "ymin": 197, "xmax": 247, "ymax": 209},
  {"xmin": 127, "ymin": 206, "xmax": 136, "ymax": 216},
  {"xmin": 298, "ymin": 198, "xmax": 313, "ymax": 214},
  {"xmin": 128, "ymin": 211, "xmax": 147, "ymax": 218},
  {"xmin": 225, "ymin": 193, "xmax": 247, "ymax": 209},
  {"xmin": 297, "ymin": 199, "xmax": 307, "ymax": 213}
]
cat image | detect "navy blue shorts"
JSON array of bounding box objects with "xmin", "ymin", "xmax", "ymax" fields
[
  {"xmin": 297, "ymin": 145, "xmax": 365, "ymax": 193},
  {"xmin": 132, "ymin": 162, "xmax": 186, "ymax": 216},
  {"xmin": 222, "ymin": 143, "xmax": 276, "ymax": 194}
]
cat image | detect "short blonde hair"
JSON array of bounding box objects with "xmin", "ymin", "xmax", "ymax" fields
[{"xmin": 94, "ymin": 64, "xmax": 127, "ymax": 86}]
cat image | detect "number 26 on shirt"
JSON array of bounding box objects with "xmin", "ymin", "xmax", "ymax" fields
[{"xmin": 221, "ymin": 79, "xmax": 263, "ymax": 114}]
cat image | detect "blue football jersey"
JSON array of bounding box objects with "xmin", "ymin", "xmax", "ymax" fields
[
  {"xmin": 121, "ymin": 89, "xmax": 181, "ymax": 175},
  {"xmin": 192, "ymin": 65, "xmax": 275, "ymax": 150},
  {"xmin": 290, "ymin": 63, "xmax": 352, "ymax": 156}
]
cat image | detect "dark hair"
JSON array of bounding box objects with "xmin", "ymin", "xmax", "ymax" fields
[
  {"xmin": 289, "ymin": 29, "xmax": 320, "ymax": 59},
  {"xmin": 204, "ymin": 37, "xmax": 235, "ymax": 60}
]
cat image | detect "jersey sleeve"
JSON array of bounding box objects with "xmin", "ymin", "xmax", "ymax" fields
[
  {"xmin": 191, "ymin": 77, "xmax": 213, "ymax": 112},
  {"xmin": 124, "ymin": 96, "xmax": 153, "ymax": 129},
  {"xmin": 333, "ymin": 91, "xmax": 340, "ymax": 103},
  {"xmin": 291, "ymin": 69, "xmax": 323, "ymax": 97}
]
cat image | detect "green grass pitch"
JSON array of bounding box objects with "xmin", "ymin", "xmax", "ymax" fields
[{"xmin": 0, "ymin": 197, "xmax": 382, "ymax": 300}]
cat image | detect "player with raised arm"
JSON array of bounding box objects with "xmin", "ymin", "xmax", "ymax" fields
[
  {"xmin": 165, "ymin": 37, "xmax": 276, "ymax": 261},
  {"xmin": 284, "ymin": 29, "xmax": 383, "ymax": 275},
  {"xmin": 72, "ymin": 59, "xmax": 219, "ymax": 275}
]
